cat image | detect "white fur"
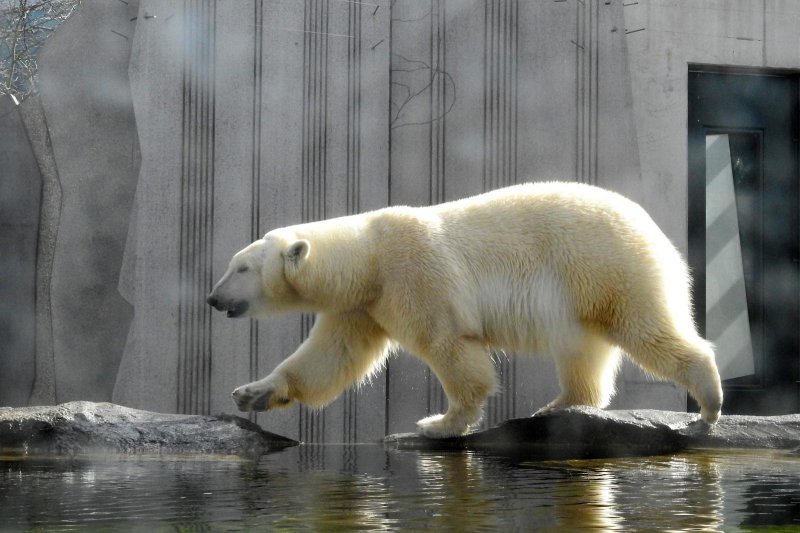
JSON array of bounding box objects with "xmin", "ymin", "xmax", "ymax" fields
[{"xmin": 209, "ymin": 182, "xmax": 723, "ymax": 438}]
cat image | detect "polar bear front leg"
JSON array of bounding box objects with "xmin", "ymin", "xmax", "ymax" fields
[
  {"xmin": 232, "ymin": 312, "xmax": 390, "ymax": 412},
  {"xmin": 416, "ymin": 339, "xmax": 498, "ymax": 438}
]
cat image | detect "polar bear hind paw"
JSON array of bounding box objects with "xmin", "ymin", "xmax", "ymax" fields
[{"xmin": 416, "ymin": 413, "xmax": 477, "ymax": 439}]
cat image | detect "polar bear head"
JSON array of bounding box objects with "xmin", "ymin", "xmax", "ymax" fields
[{"xmin": 206, "ymin": 234, "xmax": 310, "ymax": 318}]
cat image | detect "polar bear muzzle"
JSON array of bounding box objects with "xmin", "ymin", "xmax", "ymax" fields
[{"xmin": 206, "ymin": 294, "xmax": 249, "ymax": 318}]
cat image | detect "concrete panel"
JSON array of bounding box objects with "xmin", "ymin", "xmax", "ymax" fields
[
  {"xmin": 175, "ymin": 0, "xmax": 217, "ymax": 417},
  {"xmin": 37, "ymin": 0, "xmax": 140, "ymax": 403},
  {"xmin": 0, "ymin": 96, "xmax": 40, "ymax": 407},
  {"xmin": 18, "ymin": 94, "xmax": 61, "ymax": 406},
  {"xmin": 516, "ymin": 1, "xmax": 577, "ymax": 181},
  {"xmin": 208, "ymin": 1, "xmax": 261, "ymax": 425},
  {"xmin": 595, "ymin": 2, "xmax": 641, "ymax": 196},
  {"xmin": 444, "ymin": 0, "xmax": 492, "ymax": 200},
  {"xmin": 588, "ymin": 1, "xmax": 683, "ymax": 411},
  {"xmin": 765, "ymin": 1, "xmax": 800, "ymax": 68},
  {"xmin": 387, "ymin": 1, "xmax": 564, "ymax": 430},
  {"xmin": 114, "ymin": 0, "xmax": 184, "ymax": 412}
]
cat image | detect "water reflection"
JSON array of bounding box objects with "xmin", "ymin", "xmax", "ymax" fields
[
  {"xmin": 545, "ymin": 454, "xmax": 726, "ymax": 531},
  {"xmin": 0, "ymin": 447, "xmax": 798, "ymax": 530}
]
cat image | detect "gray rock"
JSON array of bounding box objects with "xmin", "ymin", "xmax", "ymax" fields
[
  {"xmin": 678, "ymin": 411, "xmax": 800, "ymax": 450},
  {"xmin": 0, "ymin": 402, "xmax": 298, "ymax": 457},
  {"xmin": 384, "ymin": 407, "xmax": 800, "ymax": 459}
]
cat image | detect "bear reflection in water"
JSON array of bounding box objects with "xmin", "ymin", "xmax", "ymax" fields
[{"xmin": 207, "ymin": 182, "xmax": 723, "ymax": 438}]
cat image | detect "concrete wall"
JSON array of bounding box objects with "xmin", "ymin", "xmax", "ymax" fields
[{"xmin": 5, "ymin": 0, "xmax": 799, "ymax": 441}]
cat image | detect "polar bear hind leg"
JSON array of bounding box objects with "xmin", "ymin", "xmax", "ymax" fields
[
  {"xmin": 618, "ymin": 328, "xmax": 722, "ymax": 424},
  {"xmin": 604, "ymin": 280, "xmax": 723, "ymax": 423},
  {"xmin": 536, "ymin": 331, "xmax": 622, "ymax": 415}
]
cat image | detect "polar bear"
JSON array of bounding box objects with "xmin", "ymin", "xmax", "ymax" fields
[{"xmin": 207, "ymin": 182, "xmax": 722, "ymax": 438}]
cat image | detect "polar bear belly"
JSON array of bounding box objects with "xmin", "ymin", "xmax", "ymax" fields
[{"xmin": 471, "ymin": 270, "xmax": 583, "ymax": 355}]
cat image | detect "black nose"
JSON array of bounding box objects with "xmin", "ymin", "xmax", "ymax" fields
[{"xmin": 206, "ymin": 295, "xmax": 218, "ymax": 308}]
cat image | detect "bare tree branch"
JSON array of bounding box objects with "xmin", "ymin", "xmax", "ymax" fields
[{"xmin": 0, "ymin": 0, "xmax": 81, "ymax": 101}]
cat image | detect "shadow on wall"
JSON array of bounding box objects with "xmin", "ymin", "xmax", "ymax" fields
[{"xmin": 0, "ymin": 96, "xmax": 40, "ymax": 406}]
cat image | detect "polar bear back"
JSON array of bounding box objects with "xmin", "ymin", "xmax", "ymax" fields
[{"xmin": 380, "ymin": 182, "xmax": 692, "ymax": 354}]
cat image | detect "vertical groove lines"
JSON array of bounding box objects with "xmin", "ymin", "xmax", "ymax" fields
[
  {"xmin": 179, "ymin": 0, "xmax": 216, "ymax": 415},
  {"xmin": 299, "ymin": 0, "xmax": 329, "ymax": 443},
  {"xmin": 482, "ymin": 0, "xmax": 518, "ymax": 428},
  {"xmin": 347, "ymin": 0, "xmax": 361, "ymax": 217},
  {"xmin": 483, "ymin": 0, "xmax": 518, "ymax": 191},
  {"xmin": 426, "ymin": 0, "xmax": 447, "ymax": 419},
  {"xmin": 249, "ymin": 0, "xmax": 265, "ymax": 423},
  {"xmin": 343, "ymin": 0, "xmax": 362, "ymax": 444},
  {"xmin": 429, "ymin": 0, "xmax": 446, "ymax": 206},
  {"xmin": 575, "ymin": 0, "xmax": 599, "ymax": 185}
]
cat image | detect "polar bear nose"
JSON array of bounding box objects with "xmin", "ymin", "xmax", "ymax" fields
[{"xmin": 206, "ymin": 294, "xmax": 218, "ymax": 308}]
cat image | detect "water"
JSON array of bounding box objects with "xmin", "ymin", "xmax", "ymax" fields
[{"xmin": 1, "ymin": 446, "xmax": 799, "ymax": 531}]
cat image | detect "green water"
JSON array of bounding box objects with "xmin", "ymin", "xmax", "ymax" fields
[{"xmin": 1, "ymin": 446, "xmax": 798, "ymax": 531}]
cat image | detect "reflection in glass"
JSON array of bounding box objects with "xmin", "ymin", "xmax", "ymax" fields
[{"xmin": 705, "ymin": 134, "xmax": 755, "ymax": 380}]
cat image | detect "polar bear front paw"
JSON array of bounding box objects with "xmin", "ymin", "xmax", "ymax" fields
[
  {"xmin": 416, "ymin": 413, "xmax": 471, "ymax": 439},
  {"xmin": 231, "ymin": 385, "xmax": 273, "ymax": 411},
  {"xmin": 231, "ymin": 378, "xmax": 291, "ymax": 412}
]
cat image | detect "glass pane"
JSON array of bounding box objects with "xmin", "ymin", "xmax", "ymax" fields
[{"xmin": 705, "ymin": 134, "xmax": 757, "ymax": 380}]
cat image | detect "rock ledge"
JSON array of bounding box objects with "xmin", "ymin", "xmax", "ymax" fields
[
  {"xmin": 384, "ymin": 407, "xmax": 800, "ymax": 459},
  {"xmin": 0, "ymin": 402, "xmax": 298, "ymax": 457}
]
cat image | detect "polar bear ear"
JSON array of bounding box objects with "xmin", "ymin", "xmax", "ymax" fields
[{"xmin": 284, "ymin": 239, "xmax": 310, "ymax": 266}]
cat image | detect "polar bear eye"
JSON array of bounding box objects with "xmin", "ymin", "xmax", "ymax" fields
[{"xmin": 237, "ymin": 266, "xmax": 249, "ymax": 274}]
